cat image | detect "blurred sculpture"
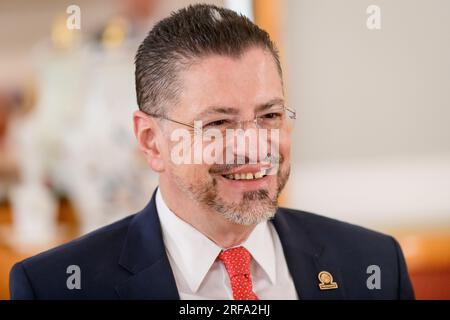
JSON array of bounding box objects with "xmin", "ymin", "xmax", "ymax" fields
[
  {"xmin": 10, "ymin": 0, "xmax": 160, "ymax": 242},
  {"xmin": 65, "ymin": 0, "xmax": 160, "ymax": 233},
  {"xmin": 0, "ymin": 90, "xmax": 22, "ymax": 199},
  {"xmin": 9, "ymin": 14, "xmax": 83, "ymax": 245}
]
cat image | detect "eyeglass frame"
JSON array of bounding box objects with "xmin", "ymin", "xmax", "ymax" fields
[{"xmin": 144, "ymin": 105, "xmax": 297, "ymax": 131}]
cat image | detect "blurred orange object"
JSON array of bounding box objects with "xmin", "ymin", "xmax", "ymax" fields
[
  {"xmin": 0, "ymin": 198, "xmax": 78, "ymax": 300},
  {"xmin": 397, "ymin": 232, "xmax": 450, "ymax": 300}
]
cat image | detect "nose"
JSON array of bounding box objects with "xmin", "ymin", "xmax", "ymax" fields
[
  {"xmin": 224, "ymin": 122, "xmax": 270, "ymax": 165},
  {"xmin": 237, "ymin": 118, "xmax": 260, "ymax": 130}
]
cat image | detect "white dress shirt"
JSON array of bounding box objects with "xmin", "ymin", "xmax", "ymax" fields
[{"xmin": 156, "ymin": 188, "xmax": 298, "ymax": 300}]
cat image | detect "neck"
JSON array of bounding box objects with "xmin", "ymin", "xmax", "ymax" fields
[{"xmin": 159, "ymin": 179, "xmax": 256, "ymax": 249}]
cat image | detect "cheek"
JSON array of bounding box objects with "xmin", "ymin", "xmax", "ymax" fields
[
  {"xmin": 171, "ymin": 163, "xmax": 212, "ymax": 181},
  {"xmin": 284, "ymin": 128, "xmax": 292, "ymax": 145},
  {"xmin": 274, "ymin": 129, "xmax": 291, "ymax": 160},
  {"xmin": 282, "ymin": 137, "xmax": 291, "ymax": 158}
]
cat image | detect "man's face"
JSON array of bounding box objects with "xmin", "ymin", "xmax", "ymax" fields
[{"xmin": 160, "ymin": 47, "xmax": 291, "ymax": 225}]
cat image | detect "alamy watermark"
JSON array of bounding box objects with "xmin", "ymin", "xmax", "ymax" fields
[
  {"xmin": 66, "ymin": 264, "xmax": 81, "ymax": 290},
  {"xmin": 66, "ymin": 5, "xmax": 81, "ymax": 30},
  {"xmin": 366, "ymin": 264, "xmax": 381, "ymax": 290},
  {"xmin": 366, "ymin": 5, "xmax": 381, "ymax": 30},
  {"xmin": 169, "ymin": 123, "xmax": 281, "ymax": 171}
]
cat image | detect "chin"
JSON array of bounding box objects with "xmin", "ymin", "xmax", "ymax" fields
[{"xmin": 216, "ymin": 199, "xmax": 278, "ymax": 226}]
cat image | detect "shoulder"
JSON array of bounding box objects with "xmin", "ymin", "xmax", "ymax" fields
[
  {"xmin": 275, "ymin": 207, "xmax": 397, "ymax": 250},
  {"xmin": 273, "ymin": 208, "xmax": 401, "ymax": 281},
  {"xmin": 10, "ymin": 214, "xmax": 135, "ymax": 299},
  {"xmin": 274, "ymin": 207, "xmax": 415, "ymax": 299},
  {"xmin": 22, "ymin": 214, "xmax": 134, "ymax": 268}
]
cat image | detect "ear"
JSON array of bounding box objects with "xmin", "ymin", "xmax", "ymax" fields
[{"xmin": 133, "ymin": 110, "xmax": 165, "ymax": 172}]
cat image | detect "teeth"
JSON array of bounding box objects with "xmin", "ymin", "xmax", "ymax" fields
[{"xmin": 224, "ymin": 169, "xmax": 268, "ymax": 180}]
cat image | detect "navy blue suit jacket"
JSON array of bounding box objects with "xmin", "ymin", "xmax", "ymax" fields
[{"xmin": 10, "ymin": 190, "xmax": 414, "ymax": 299}]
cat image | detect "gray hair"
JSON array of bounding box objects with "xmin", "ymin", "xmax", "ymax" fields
[{"xmin": 135, "ymin": 4, "xmax": 282, "ymax": 116}]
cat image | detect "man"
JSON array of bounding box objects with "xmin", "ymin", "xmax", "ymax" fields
[{"xmin": 10, "ymin": 4, "xmax": 414, "ymax": 300}]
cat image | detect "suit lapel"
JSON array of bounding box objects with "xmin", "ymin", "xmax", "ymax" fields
[
  {"xmin": 115, "ymin": 190, "xmax": 180, "ymax": 300},
  {"xmin": 273, "ymin": 209, "xmax": 346, "ymax": 299},
  {"xmin": 116, "ymin": 258, "xmax": 179, "ymax": 299}
]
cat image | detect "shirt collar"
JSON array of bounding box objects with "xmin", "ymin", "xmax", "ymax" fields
[
  {"xmin": 156, "ymin": 187, "xmax": 277, "ymax": 292},
  {"xmin": 156, "ymin": 188, "xmax": 221, "ymax": 293},
  {"xmin": 241, "ymin": 218, "xmax": 277, "ymax": 285}
]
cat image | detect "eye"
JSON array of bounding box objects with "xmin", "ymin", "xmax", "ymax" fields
[
  {"xmin": 204, "ymin": 119, "xmax": 230, "ymax": 128},
  {"xmin": 261, "ymin": 112, "xmax": 283, "ymax": 119}
]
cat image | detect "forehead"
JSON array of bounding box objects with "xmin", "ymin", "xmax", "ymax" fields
[{"xmin": 176, "ymin": 47, "xmax": 284, "ymax": 115}]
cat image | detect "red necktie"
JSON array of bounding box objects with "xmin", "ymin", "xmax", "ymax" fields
[{"xmin": 218, "ymin": 246, "xmax": 259, "ymax": 300}]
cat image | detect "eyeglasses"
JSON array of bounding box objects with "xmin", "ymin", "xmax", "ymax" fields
[{"xmin": 146, "ymin": 105, "xmax": 296, "ymax": 134}]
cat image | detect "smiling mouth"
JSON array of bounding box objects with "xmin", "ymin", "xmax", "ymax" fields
[{"xmin": 221, "ymin": 168, "xmax": 270, "ymax": 180}]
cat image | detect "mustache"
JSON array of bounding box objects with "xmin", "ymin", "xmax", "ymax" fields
[{"xmin": 209, "ymin": 154, "xmax": 283, "ymax": 175}]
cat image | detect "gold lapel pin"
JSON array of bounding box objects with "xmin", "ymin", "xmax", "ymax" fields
[{"xmin": 318, "ymin": 271, "xmax": 338, "ymax": 290}]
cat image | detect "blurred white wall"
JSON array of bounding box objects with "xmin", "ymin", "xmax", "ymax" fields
[
  {"xmin": 282, "ymin": 0, "xmax": 450, "ymax": 229},
  {"xmin": 0, "ymin": 0, "xmax": 111, "ymax": 85}
]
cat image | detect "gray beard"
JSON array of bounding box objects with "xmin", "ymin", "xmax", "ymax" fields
[{"xmin": 172, "ymin": 164, "xmax": 290, "ymax": 226}]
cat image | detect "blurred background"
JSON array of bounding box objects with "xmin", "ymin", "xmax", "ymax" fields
[{"xmin": 0, "ymin": 0, "xmax": 449, "ymax": 299}]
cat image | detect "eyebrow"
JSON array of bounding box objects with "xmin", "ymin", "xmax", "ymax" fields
[
  {"xmin": 255, "ymin": 98, "xmax": 285, "ymax": 112},
  {"xmin": 195, "ymin": 97, "xmax": 285, "ymax": 118}
]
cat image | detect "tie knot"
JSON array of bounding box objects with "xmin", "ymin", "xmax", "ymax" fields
[{"xmin": 218, "ymin": 246, "xmax": 252, "ymax": 278}]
